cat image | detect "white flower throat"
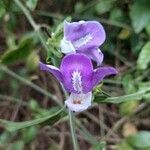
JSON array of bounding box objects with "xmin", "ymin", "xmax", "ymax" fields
[
  {"xmin": 73, "ymin": 34, "xmax": 92, "ymax": 48},
  {"xmin": 72, "ymin": 71, "xmax": 82, "ymax": 93}
]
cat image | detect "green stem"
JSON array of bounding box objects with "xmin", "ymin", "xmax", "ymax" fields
[
  {"xmin": 14, "ymin": 0, "xmax": 38, "ymax": 29},
  {"xmin": 61, "ymin": 85, "xmax": 79, "ymax": 150},
  {"xmin": 14, "ymin": 0, "xmax": 51, "ymax": 54},
  {"xmin": 0, "ymin": 65, "xmax": 62, "ymax": 106},
  {"xmin": 68, "ymin": 110, "xmax": 80, "ymax": 150}
]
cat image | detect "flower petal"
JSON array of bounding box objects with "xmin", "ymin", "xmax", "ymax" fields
[
  {"xmin": 65, "ymin": 92, "xmax": 92, "ymax": 112},
  {"xmin": 64, "ymin": 21, "xmax": 106, "ymax": 51},
  {"xmin": 80, "ymin": 48, "xmax": 104, "ymax": 66},
  {"xmin": 60, "ymin": 38, "xmax": 75, "ymax": 54},
  {"xmin": 92, "ymin": 67, "xmax": 118, "ymax": 87},
  {"xmin": 60, "ymin": 53, "xmax": 93, "ymax": 93},
  {"xmin": 40, "ymin": 62, "xmax": 63, "ymax": 82}
]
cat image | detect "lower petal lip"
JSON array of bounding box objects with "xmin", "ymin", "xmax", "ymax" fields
[
  {"xmin": 65, "ymin": 92, "xmax": 92, "ymax": 112},
  {"xmin": 60, "ymin": 53, "xmax": 94, "ymax": 93}
]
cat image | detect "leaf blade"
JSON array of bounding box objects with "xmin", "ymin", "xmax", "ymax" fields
[
  {"xmin": 137, "ymin": 41, "xmax": 150, "ymax": 70},
  {"xmin": 0, "ymin": 106, "xmax": 66, "ymax": 132}
]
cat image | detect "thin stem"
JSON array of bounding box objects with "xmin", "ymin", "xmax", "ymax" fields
[
  {"xmin": 0, "ymin": 65, "xmax": 62, "ymax": 106},
  {"xmin": 61, "ymin": 85, "xmax": 79, "ymax": 150},
  {"xmin": 14, "ymin": 0, "xmax": 38, "ymax": 29},
  {"xmin": 14, "ymin": 0, "xmax": 51, "ymax": 55},
  {"xmin": 68, "ymin": 109, "xmax": 80, "ymax": 150},
  {"xmin": 36, "ymin": 10, "xmax": 63, "ymax": 20}
]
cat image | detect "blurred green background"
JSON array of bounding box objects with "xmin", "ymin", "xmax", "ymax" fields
[{"xmin": 0, "ymin": 0, "xmax": 150, "ymax": 149}]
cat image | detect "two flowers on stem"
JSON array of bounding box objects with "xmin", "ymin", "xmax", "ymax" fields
[{"xmin": 40, "ymin": 20, "xmax": 117, "ymax": 112}]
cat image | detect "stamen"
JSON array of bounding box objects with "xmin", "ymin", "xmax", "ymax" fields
[
  {"xmin": 73, "ymin": 34, "xmax": 92, "ymax": 48},
  {"xmin": 73, "ymin": 99, "xmax": 81, "ymax": 104},
  {"xmin": 72, "ymin": 71, "xmax": 82, "ymax": 92}
]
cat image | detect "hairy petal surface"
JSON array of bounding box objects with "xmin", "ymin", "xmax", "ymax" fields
[{"xmin": 60, "ymin": 54, "xmax": 93, "ymax": 93}]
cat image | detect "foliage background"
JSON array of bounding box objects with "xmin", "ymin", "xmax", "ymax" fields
[{"xmin": 0, "ymin": 0, "xmax": 150, "ymax": 149}]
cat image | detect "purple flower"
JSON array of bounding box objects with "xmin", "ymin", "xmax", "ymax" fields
[
  {"xmin": 60, "ymin": 20, "xmax": 106, "ymax": 65},
  {"xmin": 40, "ymin": 54, "xmax": 117, "ymax": 112}
]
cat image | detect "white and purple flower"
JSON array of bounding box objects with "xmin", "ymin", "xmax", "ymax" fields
[
  {"xmin": 60, "ymin": 21, "xmax": 106, "ymax": 65},
  {"xmin": 40, "ymin": 53, "xmax": 117, "ymax": 112}
]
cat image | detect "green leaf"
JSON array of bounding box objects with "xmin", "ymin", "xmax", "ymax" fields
[
  {"xmin": 26, "ymin": 51, "xmax": 40, "ymax": 71},
  {"xmin": 119, "ymin": 101, "xmax": 138, "ymax": 116},
  {"xmin": 137, "ymin": 41, "xmax": 150, "ymax": 70},
  {"xmin": 127, "ymin": 131, "xmax": 150, "ymax": 149},
  {"xmin": 74, "ymin": 2, "xmax": 84, "ymax": 14},
  {"xmin": 130, "ymin": 0, "xmax": 150, "ymax": 33},
  {"xmin": 122, "ymin": 74, "xmax": 136, "ymax": 94},
  {"xmin": 92, "ymin": 141, "xmax": 106, "ymax": 150},
  {"xmin": 94, "ymin": 87, "xmax": 150, "ymax": 104},
  {"xmin": 0, "ymin": 106, "xmax": 66, "ymax": 132},
  {"xmin": 110, "ymin": 8, "xmax": 124, "ymax": 22},
  {"xmin": 0, "ymin": 132, "xmax": 10, "ymax": 144},
  {"xmin": 26, "ymin": 0, "xmax": 38, "ymax": 11},
  {"xmin": 146, "ymin": 24, "xmax": 150, "ymax": 37},
  {"xmin": 119, "ymin": 75, "xmax": 138, "ymax": 116},
  {"xmin": 117, "ymin": 140, "xmax": 134, "ymax": 150},
  {"xmin": 118, "ymin": 29, "xmax": 131, "ymax": 40},
  {"xmin": 130, "ymin": 34, "xmax": 143, "ymax": 55},
  {"xmin": 138, "ymin": 82, "xmax": 150, "ymax": 92},
  {"xmin": 28, "ymin": 99, "xmax": 40, "ymax": 111},
  {"xmin": 95, "ymin": 0, "xmax": 115, "ymax": 14},
  {"xmin": 0, "ymin": 38, "xmax": 34, "ymax": 65},
  {"xmin": 0, "ymin": 7, "xmax": 5, "ymax": 18},
  {"xmin": 6, "ymin": 34, "xmax": 17, "ymax": 50},
  {"xmin": 21, "ymin": 126, "xmax": 38, "ymax": 144},
  {"xmin": 12, "ymin": 141, "xmax": 24, "ymax": 150}
]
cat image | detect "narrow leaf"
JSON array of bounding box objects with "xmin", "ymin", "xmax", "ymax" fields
[
  {"xmin": 0, "ymin": 106, "xmax": 66, "ymax": 132},
  {"xmin": 94, "ymin": 87, "xmax": 150, "ymax": 104}
]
